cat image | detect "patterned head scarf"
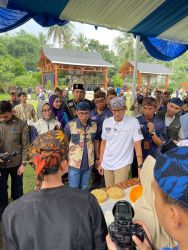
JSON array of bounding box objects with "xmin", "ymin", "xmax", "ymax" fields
[
  {"xmin": 29, "ymin": 129, "xmax": 69, "ymax": 181},
  {"xmin": 154, "ymin": 146, "xmax": 188, "ymax": 209},
  {"xmin": 110, "ymin": 97, "xmax": 126, "ymax": 108}
]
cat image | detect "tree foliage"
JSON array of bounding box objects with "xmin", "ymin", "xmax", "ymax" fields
[{"xmin": 0, "ymin": 23, "xmax": 187, "ymax": 92}]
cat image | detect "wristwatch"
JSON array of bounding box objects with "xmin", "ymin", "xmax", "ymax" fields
[
  {"xmin": 22, "ymin": 162, "xmax": 27, "ymax": 167},
  {"xmin": 150, "ymin": 131, "xmax": 156, "ymax": 136},
  {"xmin": 138, "ymin": 164, "xmax": 143, "ymax": 169}
]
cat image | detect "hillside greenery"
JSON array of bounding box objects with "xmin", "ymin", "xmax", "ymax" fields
[{"xmin": 0, "ymin": 24, "xmax": 187, "ymax": 92}]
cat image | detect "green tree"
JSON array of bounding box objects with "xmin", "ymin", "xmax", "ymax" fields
[
  {"xmin": 38, "ymin": 32, "xmax": 48, "ymax": 48},
  {"xmin": 113, "ymin": 33, "xmax": 134, "ymax": 64},
  {"xmin": 6, "ymin": 30, "xmax": 40, "ymax": 71},
  {"xmin": 76, "ymin": 33, "xmax": 88, "ymax": 50},
  {"xmin": 12, "ymin": 72, "xmax": 41, "ymax": 89},
  {"xmin": 0, "ymin": 56, "xmax": 26, "ymax": 83},
  {"xmin": 47, "ymin": 23, "xmax": 75, "ymax": 48},
  {"xmin": 112, "ymin": 73, "xmax": 124, "ymax": 88}
]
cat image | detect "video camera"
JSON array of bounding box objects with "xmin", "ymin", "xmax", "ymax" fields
[
  {"xmin": 0, "ymin": 152, "xmax": 17, "ymax": 162},
  {"xmin": 109, "ymin": 200, "xmax": 153, "ymax": 250}
]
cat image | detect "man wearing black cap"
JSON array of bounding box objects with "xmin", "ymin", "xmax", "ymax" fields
[
  {"xmin": 64, "ymin": 101, "xmax": 97, "ymax": 189},
  {"xmin": 63, "ymin": 84, "xmax": 84, "ymax": 120},
  {"xmin": 63, "ymin": 84, "xmax": 92, "ymax": 121},
  {"xmin": 157, "ymin": 98, "xmax": 183, "ymax": 140}
]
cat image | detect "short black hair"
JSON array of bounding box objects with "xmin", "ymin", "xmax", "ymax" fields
[
  {"xmin": 0, "ymin": 100, "xmax": 12, "ymax": 114},
  {"xmin": 142, "ymin": 97, "xmax": 157, "ymax": 108},
  {"xmin": 18, "ymin": 91, "xmax": 27, "ymax": 97}
]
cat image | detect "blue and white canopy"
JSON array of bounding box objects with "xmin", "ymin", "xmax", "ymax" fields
[{"xmin": 0, "ymin": 0, "xmax": 188, "ymax": 61}]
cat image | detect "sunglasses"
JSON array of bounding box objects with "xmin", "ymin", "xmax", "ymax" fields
[{"xmin": 42, "ymin": 108, "xmax": 51, "ymax": 113}]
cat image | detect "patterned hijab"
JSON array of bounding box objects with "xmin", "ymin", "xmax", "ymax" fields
[
  {"xmin": 154, "ymin": 146, "xmax": 188, "ymax": 209},
  {"xmin": 29, "ymin": 129, "xmax": 68, "ymax": 181}
]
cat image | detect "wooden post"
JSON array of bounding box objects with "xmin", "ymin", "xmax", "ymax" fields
[
  {"xmin": 54, "ymin": 64, "xmax": 58, "ymax": 88},
  {"xmin": 165, "ymin": 75, "xmax": 169, "ymax": 90},
  {"xmin": 138, "ymin": 72, "xmax": 142, "ymax": 89},
  {"xmin": 147, "ymin": 74, "xmax": 151, "ymax": 88},
  {"xmin": 41, "ymin": 68, "xmax": 44, "ymax": 86},
  {"xmin": 104, "ymin": 68, "xmax": 108, "ymax": 90}
]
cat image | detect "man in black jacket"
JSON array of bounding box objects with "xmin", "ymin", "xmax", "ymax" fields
[
  {"xmin": 156, "ymin": 98, "xmax": 183, "ymax": 140},
  {"xmin": 0, "ymin": 101, "xmax": 29, "ymax": 220},
  {"xmin": 2, "ymin": 129, "xmax": 108, "ymax": 250}
]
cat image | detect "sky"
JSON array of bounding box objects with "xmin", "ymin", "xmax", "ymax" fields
[{"xmin": 7, "ymin": 19, "xmax": 122, "ymax": 49}]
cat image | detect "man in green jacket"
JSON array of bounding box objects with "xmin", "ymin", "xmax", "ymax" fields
[{"xmin": 0, "ymin": 100, "xmax": 29, "ymax": 220}]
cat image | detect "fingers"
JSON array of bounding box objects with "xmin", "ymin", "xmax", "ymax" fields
[
  {"xmin": 133, "ymin": 220, "xmax": 153, "ymax": 243},
  {"xmin": 106, "ymin": 234, "xmax": 117, "ymax": 250},
  {"xmin": 132, "ymin": 235, "xmax": 152, "ymax": 250},
  {"xmin": 98, "ymin": 168, "xmax": 104, "ymax": 175}
]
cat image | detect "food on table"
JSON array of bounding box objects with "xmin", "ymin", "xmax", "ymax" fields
[
  {"xmin": 91, "ymin": 189, "xmax": 108, "ymax": 203},
  {"xmin": 130, "ymin": 185, "xmax": 143, "ymax": 203},
  {"xmin": 107, "ymin": 187, "xmax": 124, "ymax": 199}
]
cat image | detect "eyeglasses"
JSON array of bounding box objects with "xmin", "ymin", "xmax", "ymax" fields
[
  {"xmin": 94, "ymin": 99, "xmax": 105, "ymax": 104},
  {"xmin": 112, "ymin": 108, "xmax": 125, "ymax": 113},
  {"xmin": 77, "ymin": 111, "xmax": 89, "ymax": 116},
  {"xmin": 42, "ymin": 109, "xmax": 51, "ymax": 113}
]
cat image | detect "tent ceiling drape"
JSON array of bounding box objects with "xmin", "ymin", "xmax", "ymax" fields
[{"xmin": 0, "ymin": 0, "xmax": 188, "ymax": 60}]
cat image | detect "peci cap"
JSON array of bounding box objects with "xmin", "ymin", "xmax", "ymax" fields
[
  {"xmin": 73, "ymin": 84, "xmax": 84, "ymax": 90},
  {"xmin": 169, "ymin": 98, "xmax": 183, "ymax": 107},
  {"xmin": 76, "ymin": 101, "xmax": 90, "ymax": 111},
  {"xmin": 110, "ymin": 97, "xmax": 126, "ymax": 108}
]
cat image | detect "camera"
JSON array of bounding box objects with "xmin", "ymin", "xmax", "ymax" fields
[
  {"xmin": 0, "ymin": 152, "xmax": 17, "ymax": 162},
  {"xmin": 109, "ymin": 200, "xmax": 145, "ymax": 250}
]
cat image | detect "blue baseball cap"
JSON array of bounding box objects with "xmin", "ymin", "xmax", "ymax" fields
[
  {"xmin": 169, "ymin": 98, "xmax": 183, "ymax": 107},
  {"xmin": 154, "ymin": 146, "xmax": 188, "ymax": 208},
  {"xmin": 76, "ymin": 101, "xmax": 90, "ymax": 111}
]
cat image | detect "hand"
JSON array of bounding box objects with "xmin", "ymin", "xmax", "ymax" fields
[
  {"xmin": 0, "ymin": 158, "xmax": 4, "ymax": 163},
  {"xmin": 98, "ymin": 164, "xmax": 104, "ymax": 175},
  {"xmin": 132, "ymin": 220, "xmax": 153, "ymax": 250},
  {"xmin": 17, "ymin": 164, "xmax": 26, "ymax": 175},
  {"xmin": 95, "ymin": 159, "xmax": 99, "ymax": 168},
  {"xmin": 147, "ymin": 122, "xmax": 155, "ymax": 134},
  {"xmin": 106, "ymin": 234, "xmax": 117, "ymax": 250}
]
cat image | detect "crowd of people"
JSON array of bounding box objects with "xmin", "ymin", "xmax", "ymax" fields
[{"xmin": 0, "ymin": 84, "xmax": 188, "ymax": 250}]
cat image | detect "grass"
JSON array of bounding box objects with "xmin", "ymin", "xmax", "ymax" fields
[{"xmin": 0, "ymin": 92, "xmax": 132, "ymax": 248}]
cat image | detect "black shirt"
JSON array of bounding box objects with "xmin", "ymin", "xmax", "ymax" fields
[{"xmin": 2, "ymin": 185, "xmax": 108, "ymax": 250}]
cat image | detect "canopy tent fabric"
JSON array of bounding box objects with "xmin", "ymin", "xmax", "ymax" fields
[{"xmin": 0, "ymin": 0, "xmax": 188, "ymax": 61}]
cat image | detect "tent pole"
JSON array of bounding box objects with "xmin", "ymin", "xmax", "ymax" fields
[{"xmin": 131, "ymin": 35, "xmax": 140, "ymax": 105}]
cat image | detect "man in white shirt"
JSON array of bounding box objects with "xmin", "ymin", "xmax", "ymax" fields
[{"xmin": 98, "ymin": 97, "xmax": 143, "ymax": 187}]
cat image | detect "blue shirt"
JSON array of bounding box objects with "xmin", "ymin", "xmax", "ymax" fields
[
  {"xmin": 180, "ymin": 112, "xmax": 188, "ymax": 139},
  {"xmin": 90, "ymin": 107, "xmax": 112, "ymax": 141},
  {"xmin": 137, "ymin": 115, "xmax": 166, "ymax": 160},
  {"xmin": 64, "ymin": 118, "xmax": 93, "ymax": 170},
  {"xmin": 162, "ymin": 246, "xmax": 178, "ymax": 250}
]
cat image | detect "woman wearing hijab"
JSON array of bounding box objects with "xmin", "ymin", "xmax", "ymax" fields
[
  {"xmin": 2, "ymin": 129, "xmax": 108, "ymax": 250},
  {"xmin": 49, "ymin": 94, "xmax": 68, "ymax": 128},
  {"xmin": 30, "ymin": 100, "xmax": 61, "ymax": 142}
]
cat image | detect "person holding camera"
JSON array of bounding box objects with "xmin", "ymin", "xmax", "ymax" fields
[
  {"xmin": 0, "ymin": 101, "xmax": 30, "ymax": 220},
  {"xmin": 2, "ymin": 129, "xmax": 108, "ymax": 250},
  {"xmin": 106, "ymin": 146, "xmax": 188, "ymax": 250}
]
